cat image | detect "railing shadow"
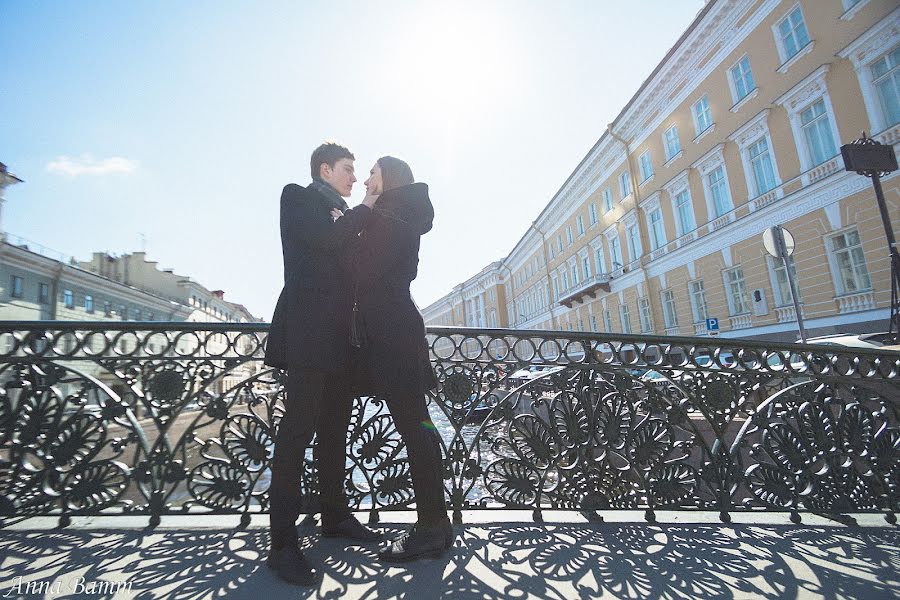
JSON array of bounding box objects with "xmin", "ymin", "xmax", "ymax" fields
[{"xmin": 1, "ymin": 518, "xmax": 898, "ymax": 599}]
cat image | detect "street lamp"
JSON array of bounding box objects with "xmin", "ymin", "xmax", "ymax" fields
[{"xmin": 840, "ymin": 133, "xmax": 899, "ymax": 343}]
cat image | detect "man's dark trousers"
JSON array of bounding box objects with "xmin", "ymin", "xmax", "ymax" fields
[{"xmin": 269, "ymin": 369, "xmax": 353, "ymax": 549}]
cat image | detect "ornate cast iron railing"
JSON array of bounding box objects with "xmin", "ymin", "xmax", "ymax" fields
[{"xmin": 0, "ymin": 321, "xmax": 898, "ymax": 527}]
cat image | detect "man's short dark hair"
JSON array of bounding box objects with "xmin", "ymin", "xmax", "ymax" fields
[{"xmin": 310, "ymin": 142, "xmax": 354, "ymax": 180}]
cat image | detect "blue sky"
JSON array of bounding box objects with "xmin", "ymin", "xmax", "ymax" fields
[{"xmin": 1, "ymin": 1, "xmax": 704, "ymax": 319}]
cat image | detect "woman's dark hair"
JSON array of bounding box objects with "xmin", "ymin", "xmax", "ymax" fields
[{"xmin": 377, "ymin": 156, "xmax": 414, "ymax": 192}]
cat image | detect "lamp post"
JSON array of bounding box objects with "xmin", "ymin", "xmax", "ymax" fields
[{"xmin": 840, "ymin": 133, "xmax": 900, "ymax": 343}]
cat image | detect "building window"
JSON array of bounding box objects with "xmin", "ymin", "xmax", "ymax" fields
[
  {"xmin": 588, "ymin": 203, "xmax": 598, "ymax": 226},
  {"xmin": 638, "ymin": 297, "xmax": 653, "ymax": 333},
  {"xmin": 561, "ymin": 270, "xmax": 569, "ymax": 291},
  {"xmin": 725, "ymin": 267, "xmax": 750, "ymax": 315},
  {"xmin": 603, "ymin": 187, "xmax": 614, "ymax": 213},
  {"xmin": 581, "ymin": 254, "xmax": 591, "ymax": 279},
  {"xmin": 603, "ymin": 309, "xmax": 613, "ymax": 332},
  {"xmin": 549, "ymin": 244, "xmax": 555, "ymax": 261},
  {"xmin": 590, "ymin": 314, "xmax": 598, "ymax": 332},
  {"xmin": 619, "ymin": 303, "xmax": 633, "ymax": 334},
  {"xmin": 827, "ymin": 229, "xmax": 872, "ymax": 294},
  {"xmin": 708, "ymin": 166, "xmax": 732, "ymax": 218},
  {"xmin": 748, "ymin": 137, "xmax": 778, "ymax": 196},
  {"xmin": 85, "ymin": 295, "xmax": 94, "ymax": 313},
  {"xmin": 9, "ymin": 275, "xmax": 23, "ymax": 299},
  {"xmin": 620, "ymin": 171, "xmax": 632, "ymax": 198},
  {"xmin": 770, "ymin": 256, "xmax": 802, "ymax": 307},
  {"xmin": 610, "ymin": 235, "xmax": 624, "ymax": 270},
  {"xmin": 664, "ymin": 126, "xmax": 681, "ymax": 161},
  {"xmin": 639, "ymin": 151, "xmax": 653, "ymax": 182},
  {"xmin": 576, "ymin": 215, "xmax": 585, "ymax": 236},
  {"xmin": 557, "ymin": 235, "xmax": 563, "ymax": 253},
  {"xmin": 648, "ymin": 207, "xmax": 666, "ymax": 250},
  {"xmin": 693, "ymin": 96, "xmax": 713, "ymax": 135},
  {"xmin": 594, "ymin": 245, "xmax": 607, "ymax": 274},
  {"xmin": 566, "ymin": 226, "xmax": 574, "ymax": 245},
  {"xmin": 729, "ymin": 56, "xmax": 756, "ymax": 103},
  {"xmin": 104, "ymin": 301, "xmax": 112, "ymax": 316},
  {"xmin": 871, "ymin": 45, "xmax": 900, "ymax": 128},
  {"xmin": 674, "ymin": 190, "xmax": 696, "ymax": 236},
  {"xmin": 489, "ymin": 288, "xmax": 494, "ymax": 302},
  {"xmin": 689, "ymin": 280, "xmax": 709, "ymax": 324},
  {"xmin": 662, "ymin": 290, "xmax": 679, "ymax": 328},
  {"xmin": 570, "ymin": 261, "xmax": 579, "ymax": 287},
  {"xmin": 63, "ymin": 289, "xmax": 74, "ymax": 308},
  {"xmin": 776, "ymin": 6, "xmax": 810, "ymax": 62},
  {"xmin": 552, "ymin": 276, "xmax": 560, "ymax": 301},
  {"xmin": 119, "ymin": 305, "xmax": 127, "ymax": 320},
  {"xmin": 800, "ymin": 99, "xmax": 837, "ymax": 167},
  {"xmin": 626, "ymin": 222, "xmax": 642, "ymax": 261},
  {"xmin": 132, "ymin": 308, "xmax": 141, "ymax": 320},
  {"xmin": 38, "ymin": 282, "xmax": 49, "ymax": 304}
]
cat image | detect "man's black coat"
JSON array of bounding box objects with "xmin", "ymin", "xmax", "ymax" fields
[{"xmin": 265, "ymin": 183, "xmax": 371, "ymax": 371}]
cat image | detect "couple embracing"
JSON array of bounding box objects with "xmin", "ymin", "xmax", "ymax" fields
[{"xmin": 264, "ymin": 143, "xmax": 449, "ymax": 586}]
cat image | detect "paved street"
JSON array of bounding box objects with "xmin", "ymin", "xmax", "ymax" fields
[{"xmin": 1, "ymin": 511, "xmax": 898, "ymax": 599}]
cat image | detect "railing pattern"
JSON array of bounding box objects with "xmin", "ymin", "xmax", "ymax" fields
[{"xmin": 1, "ymin": 322, "xmax": 898, "ymax": 527}]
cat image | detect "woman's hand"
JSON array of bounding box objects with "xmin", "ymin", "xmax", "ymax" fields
[
  {"xmin": 330, "ymin": 208, "xmax": 344, "ymax": 221},
  {"xmin": 362, "ymin": 194, "xmax": 379, "ymax": 209}
]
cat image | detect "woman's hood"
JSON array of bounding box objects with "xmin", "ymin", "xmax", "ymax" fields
[{"xmin": 376, "ymin": 182, "xmax": 434, "ymax": 235}]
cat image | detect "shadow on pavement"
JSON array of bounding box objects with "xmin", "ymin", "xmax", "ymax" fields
[{"xmin": 1, "ymin": 518, "xmax": 898, "ymax": 599}]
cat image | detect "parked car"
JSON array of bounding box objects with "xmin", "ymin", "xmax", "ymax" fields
[
  {"xmin": 508, "ymin": 365, "xmax": 564, "ymax": 387},
  {"xmin": 799, "ymin": 332, "xmax": 889, "ymax": 349}
]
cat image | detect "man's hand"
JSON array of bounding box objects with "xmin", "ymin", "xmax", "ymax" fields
[
  {"xmin": 330, "ymin": 208, "xmax": 344, "ymax": 221},
  {"xmin": 362, "ymin": 194, "xmax": 379, "ymax": 209}
]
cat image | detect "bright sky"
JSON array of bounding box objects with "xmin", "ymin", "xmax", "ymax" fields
[{"xmin": 2, "ymin": 0, "xmax": 705, "ymax": 320}]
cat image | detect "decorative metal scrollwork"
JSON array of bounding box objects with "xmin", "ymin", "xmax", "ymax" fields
[{"xmin": 0, "ymin": 322, "xmax": 897, "ymax": 526}]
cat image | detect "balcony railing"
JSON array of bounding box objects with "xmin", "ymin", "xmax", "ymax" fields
[
  {"xmin": 558, "ymin": 273, "xmax": 611, "ymax": 308},
  {"xmin": 1, "ymin": 321, "xmax": 898, "ymax": 528}
]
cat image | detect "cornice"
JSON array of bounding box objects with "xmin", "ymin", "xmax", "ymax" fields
[
  {"xmin": 727, "ymin": 108, "xmax": 771, "ymax": 148},
  {"xmin": 773, "ymin": 64, "xmax": 831, "ymax": 113},
  {"xmin": 837, "ymin": 6, "xmax": 900, "ymax": 68}
]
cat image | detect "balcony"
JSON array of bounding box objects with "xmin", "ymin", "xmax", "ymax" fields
[
  {"xmin": 1, "ymin": 322, "xmax": 898, "ymax": 597},
  {"xmin": 836, "ymin": 290, "xmax": 875, "ymax": 314},
  {"xmin": 729, "ymin": 313, "xmax": 753, "ymax": 330},
  {"xmin": 557, "ymin": 273, "xmax": 611, "ymax": 308}
]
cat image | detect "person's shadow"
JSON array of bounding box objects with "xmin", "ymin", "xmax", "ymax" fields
[{"xmin": 1, "ymin": 515, "xmax": 898, "ymax": 599}]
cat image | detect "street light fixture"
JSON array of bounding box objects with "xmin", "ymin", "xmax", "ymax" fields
[{"xmin": 840, "ymin": 133, "xmax": 899, "ymax": 343}]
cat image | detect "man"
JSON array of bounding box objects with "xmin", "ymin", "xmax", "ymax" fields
[{"xmin": 264, "ymin": 142, "xmax": 380, "ymax": 586}]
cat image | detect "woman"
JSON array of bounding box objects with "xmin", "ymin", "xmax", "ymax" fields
[{"xmin": 344, "ymin": 156, "xmax": 451, "ymax": 562}]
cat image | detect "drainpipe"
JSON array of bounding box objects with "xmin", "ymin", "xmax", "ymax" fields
[
  {"xmin": 530, "ymin": 221, "xmax": 558, "ymax": 329},
  {"xmin": 607, "ymin": 124, "xmax": 662, "ymax": 332},
  {"xmin": 49, "ymin": 265, "xmax": 63, "ymax": 320}
]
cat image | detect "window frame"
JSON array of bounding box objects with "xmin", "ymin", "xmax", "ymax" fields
[
  {"xmin": 825, "ymin": 227, "xmax": 873, "ymax": 295},
  {"xmin": 773, "ymin": 3, "xmax": 813, "ymax": 70},
  {"xmin": 724, "ymin": 267, "xmax": 751, "ymax": 316},
  {"xmin": 728, "ymin": 54, "xmax": 757, "ymax": 107},
  {"xmin": 692, "ymin": 95, "xmax": 714, "ymax": 137},
  {"xmin": 9, "ymin": 275, "xmax": 23, "ymax": 299},
  {"xmin": 663, "ymin": 125, "xmax": 682, "ymax": 162}
]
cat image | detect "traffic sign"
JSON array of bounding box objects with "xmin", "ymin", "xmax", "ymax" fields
[
  {"xmin": 706, "ymin": 317, "xmax": 719, "ymax": 332},
  {"xmin": 763, "ymin": 226, "xmax": 795, "ymax": 258}
]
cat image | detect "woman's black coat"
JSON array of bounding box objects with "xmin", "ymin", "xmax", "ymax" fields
[
  {"xmin": 265, "ymin": 183, "xmax": 371, "ymax": 371},
  {"xmin": 345, "ymin": 183, "xmax": 438, "ymax": 398}
]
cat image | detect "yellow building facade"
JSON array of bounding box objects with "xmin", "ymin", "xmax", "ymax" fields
[{"xmin": 422, "ymin": 0, "xmax": 900, "ymax": 342}]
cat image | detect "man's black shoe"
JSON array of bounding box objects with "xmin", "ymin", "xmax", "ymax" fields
[
  {"xmin": 378, "ymin": 519, "xmax": 453, "ymax": 562},
  {"xmin": 266, "ymin": 544, "xmax": 321, "ymax": 586},
  {"xmin": 321, "ymin": 515, "xmax": 382, "ymax": 542}
]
